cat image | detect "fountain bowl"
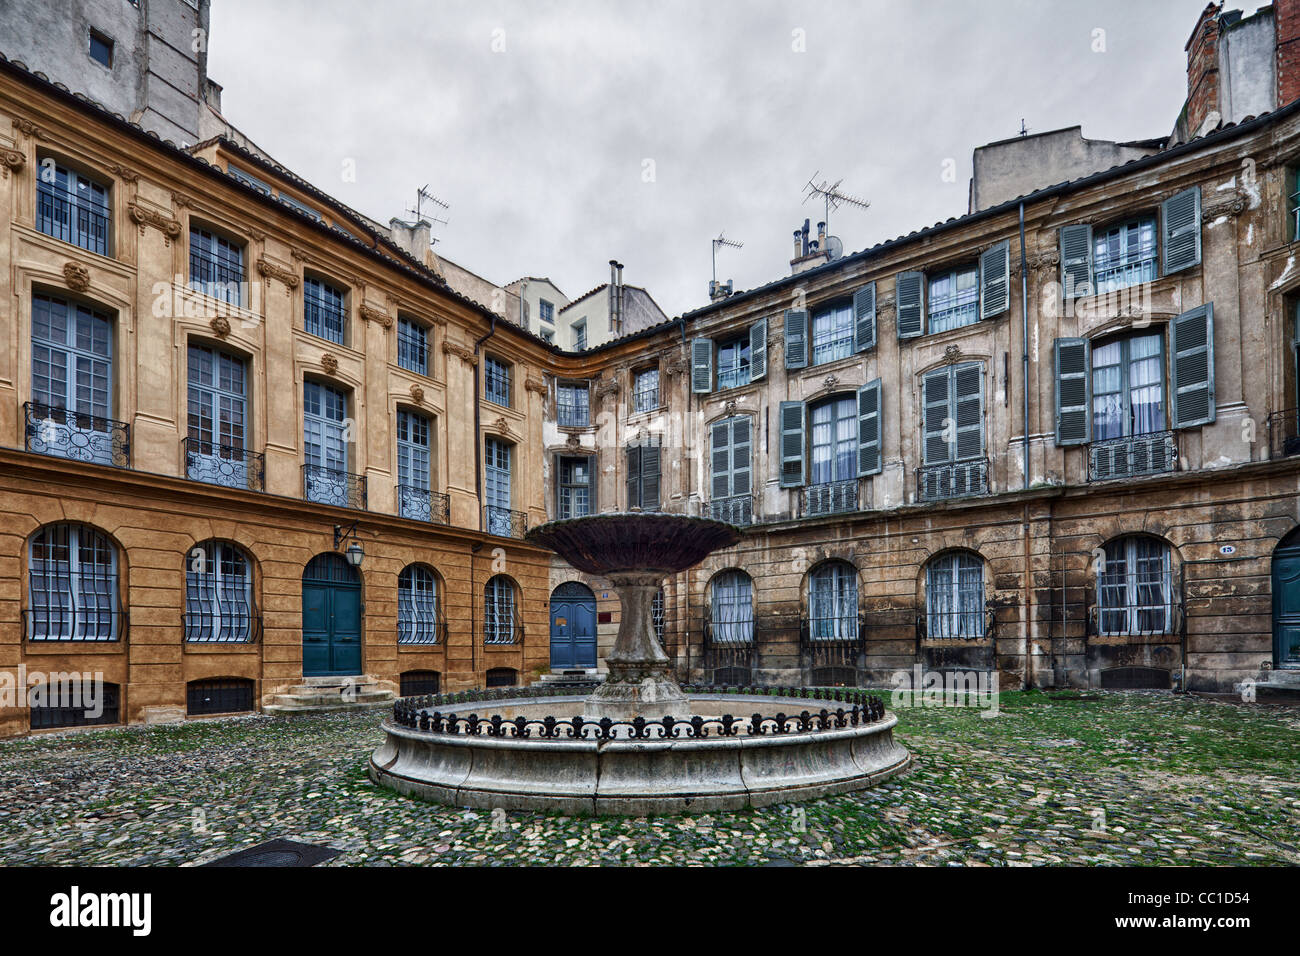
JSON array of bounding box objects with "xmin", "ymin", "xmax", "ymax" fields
[{"xmin": 523, "ymin": 512, "xmax": 742, "ymax": 576}]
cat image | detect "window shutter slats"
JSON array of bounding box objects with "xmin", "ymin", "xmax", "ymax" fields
[
  {"xmin": 587, "ymin": 453, "xmax": 597, "ymax": 513},
  {"xmin": 896, "ymin": 272, "xmax": 924, "ymax": 339},
  {"xmin": 1059, "ymin": 224, "xmax": 1092, "ymax": 298},
  {"xmin": 749, "ymin": 319, "xmax": 767, "ymax": 380},
  {"xmin": 857, "ymin": 378, "xmax": 882, "ymax": 477},
  {"xmin": 979, "ymin": 240, "xmax": 1010, "ymax": 319},
  {"xmin": 710, "ymin": 422, "xmax": 731, "ymax": 499},
  {"xmin": 779, "ymin": 400, "xmax": 806, "ymax": 487},
  {"xmin": 783, "ymin": 310, "xmax": 808, "ymax": 369},
  {"xmin": 690, "ymin": 338, "xmax": 713, "ymax": 394},
  {"xmin": 641, "ymin": 443, "xmax": 661, "ymax": 510},
  {"xmin": 626, "ymin": 445, "xmax": 641, "ymax": 508},
  {"xmin": 853, "ymin": 283, "xmax": 877, "ymax": 352},
  {"xmin": 1162, "ymin": 185, "xmax": 1202, "ymax": 274},
  {"xmin": 1170, "ymin": 302, "xmax": 1215, "ymax": 428},
  {"xmin": 922, "ymin": 368, "xmax": 952, "ymax": 465},
  {"xmin": 1053, "ymin": 337, "xmax": 1091, "ymax": 446},
  {"xmin": 732, "ymin": 418, "xmax": 752, "ymax": 497},
  {"xmin": 954, "ymin": 363, "xmax": 984, "ymax": 461}
]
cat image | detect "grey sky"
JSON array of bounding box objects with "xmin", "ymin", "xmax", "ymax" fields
[{"xmin": 208, "ymin": 0, "xmax": 1221, "ymax": 318}]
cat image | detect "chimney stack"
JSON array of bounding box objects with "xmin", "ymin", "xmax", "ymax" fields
[{"xmin": 1184, "ymin": 3, "xmax": 1224, "ymax": 137}]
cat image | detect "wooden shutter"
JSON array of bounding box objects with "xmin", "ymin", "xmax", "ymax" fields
[
  {"xmin": 954, "ymin": 363, "xmax": 984, "ymax": 460},
  {"xmin": 691, "ymin": 338, "xmax": 713, "ymax": 394},
  {"xmin": 1053, "ymin": 337, "xmax": 1091, "ymax": 446},
  {"xmin": 731, "ymin": 417, "xmax": 752, "ymax": 497},
  {"xmin": 922, "ymin": 367, "xmax": 953, "ymax": 465},
  {"xmin": 587, "ymin": 453, "xmax": 597, "ymax": 512},
  {"xmin": 857, "ymin": 378, "xmax": 883, "ymax": 477},
  {"xmin": 784, "ymin": 309, "xmax": 808, "ymax": 369},
  {"xmin": 896, "ymin": 271, "xmax": 924, "ymax": 339},
  {"xmin": 979, "ymin": 240, "xmax": 1010, "ymax": 319},
  {"xmin": 710, "ymin": 420, "xmax": 731, "ymax": 500},
  {"xmin": 749, "ymin": 319, "xmax": 767, "ymax": 380},
  {"xmin": 853, "ymin": 283, "xmax": 877, "ymax": 352},
  {"xmin": 779, "ymin": 400, "xmax": 806, "ymax": 487},
  {"xmin": 1162, "ymin": 186, "xmax": 1202, "ymax": 275},
  {"xmin": 625, "ymin": 445, "xmax": 642, "ymax": 509},
  {"xmin": 1059, "ymin": 224, "xmax": 1092, "ymax": 298},
  {"xmin": 641, "ymin": 441, "xmax": 661, "ymax": 510},
  {"xmin": 1170, "ymin": 302, "xmax": 1215, "ymax": 428}
]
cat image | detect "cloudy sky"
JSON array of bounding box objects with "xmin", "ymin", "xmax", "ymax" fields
[{"xmin": 208, "ymin": 0, "xmax": 1221, "ymax": 318}]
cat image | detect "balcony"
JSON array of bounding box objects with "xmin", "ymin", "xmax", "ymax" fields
[
  {"xmin": 1267, "ymin": 409, "xmax": 1300, "ymax": 459},
  {"xmin": 397, "ymin": 485, "xmax": 450, "ymax": 524},
  {"xmin": 183, "ymin": 437, "xmax": 265, "ymax": 492},
  {"xmin": 1088, "ymin": 431, "xmax": 1176, "ymax": 482},
  {"xmin": 803, "ymin": 479, "xmax": 857, "ymax": 517},
  {"xmin": 24, "ymin": 402, "xmax": 129, "ymax": 468},
  {"xmin": 916, "ymin": 458, "xmax": 988, "ymax": 502},
  {"xmin": 302, "ymin": 463, "xmax": 367, "ymax": 509},
  {"xmin": 709, "ymin": 494, "xmax": 754, "ymax": 526},
  {"xmin": 397, "ymin": 609, "xmax": 448, "ymax": 645},
  {"xmin": 485, "ymin": 505, "xmax": 527, "ymax": 539}
]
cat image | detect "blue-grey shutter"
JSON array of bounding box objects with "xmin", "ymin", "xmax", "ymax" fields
[
  {"xmin": 853, "ymin": 283, "xmax": 877, "ymax": 352},
  {"xmin": 922, "ymin": 368, "xmax": 952, "ymax": 465},
  {"xmin": 626, "ymin": 445, "xmax": 641, "ymax": 508},
  {"xmin": 1162, "ymin": 186, "xmax": 1202, "ymax": 275},
  {"xmin": 1059, "ymin": 224, "xmax": 1092, "ymax": 298},
  {"xmin": 857, "ymin": 378, "xmax": 882, "ymax": 477},
  {"xmin": 779, "ymin": 400, "xmax": 806, "ymax": 487},
  {"xmin": 731, "ymin": 417, "xmax": 752, "ymax": 497},
  {"xmin": 954, "ymin": 362, "xmax": 984, "ymax": 461},
  {"xmin": 641, "ymin": 441, "xmax": 661, "ymax": 510},
  {"xmin": 691, "ymin": 338, "xmax": 713, "ymax": 393},
  {"xmin": 1053, "ymin": 337, "xmax": 1091, "ymax": 446},
  {"xmin": 710, "ymin": 420, "xmax": 731, "ymax": 500},
  {"xmin": 979, "ymin": 240, "xmax": 1010, "ymax": 319},
  {"xmin": 783, "ymin": 309, "xmax": 808, "ymax": 369},
  {"xmin": 1170, "ymin": 302, "xmax": 1215, "ymax": 428},
  {"xmin": 587, "ymin": 453, "xmax": 597, "ymax": 513},
  {"xmin": 896, "ymin": 271, "xmax": 924, "ymax": 339},
  {"xmin": 749, "ymin": 319, "xmax": 767, "ymax": 381}
]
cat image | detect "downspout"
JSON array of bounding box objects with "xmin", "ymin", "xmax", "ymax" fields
[
  {"xmin": 679, "ymin": 312, "xmax": 690, "ymax": 678},
  {"xmin": 473, "ymin": 313, "xmax": 499, "ymax": 532},
  {"xmin": 1019, "ymin": 201, "xmax": 1033, "ymax": 690}
]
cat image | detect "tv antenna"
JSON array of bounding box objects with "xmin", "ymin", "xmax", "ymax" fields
[
  {"xmin": 802, "ymin": 171, "xmax": 870, "ymax": 233},
  {"xmin": 712, "ymin": 232, "xmax": 743, "ymax": 284},
  {"xmin": 406, "ymin": 184, "xmax": 449, "ymax": 243}
]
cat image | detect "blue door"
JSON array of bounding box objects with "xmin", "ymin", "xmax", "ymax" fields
[
  {"xmin": 1273, "ymin": 537, "xmax": 1300, "ymax": 669},
  {"xmin": 550, "ymin": 582, "xmax": 597, "ymax": 669},
  {"xmin": 303, "ymin": 553, "xmax": 363, "ymax": 676}
]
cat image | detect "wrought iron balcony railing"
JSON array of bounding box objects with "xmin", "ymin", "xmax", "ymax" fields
[
  {"xmin": 701, "ymin": 613, "xmax": 757, "ymax": 686},
  {"xmin": 183, "ymin": 437, "xmax": 265, "ymax": 492},
  {"xmin": 709, "ymin": 494, "xmax": 754, "ymax": 526},
  {"xmin": 1267, "ymin": 409, "xmax": 1300, "ymax": 459},
  {"xmin": 556, "ymin": 401, "xmax": 590, "ymax": 428},
  {"xmin": 1088, "ymin": 431, "xmax": 1177, "ymax": 482},
  {"xmin": 24, "ymin": 401, "xmax": 130, "ymax": 468},
  {"xmin": 397, "ymin": 485, "xmax": 451, "ymax": 524},
  {"xmin": 803, "ymin": 479, "xmax": 858, "ymax": 518},
  {"xmin": 484, "ymin": 620, "xmax": 524, "ymax": 645},
  {"xmin": 915, "ymin": 606, "xmax": 997, "ymax": 642},
  {"xmin": 182, "ymin": 607, "xmax": 262, "ymax": 644},
  {"xmin": 37, "ymin": 182, "xmax": 111, "ymax": 256},
  {"xmin": 302, "ymin": 463, "xmax": 367, "ymax": 509},
  {"xmin": 916, "ymin": 458, "xmax": 988, "ymax": 503},
  {"xmin": 485, "ymin": 505, "xmax": 527, "ymax": 538}
]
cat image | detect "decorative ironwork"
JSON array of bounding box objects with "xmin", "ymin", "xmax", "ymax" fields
[
  {"xmin": 24, "ymin": 401, "xmax": 129, "ymax": 467},
  {"xmin": 485, "ymin": 505, "xmax": 527, "ymax": 538},
  {"xmin": 400, "ymin": 670, "xmax": 441, "ymax": 697},
  {"xmin": 800, "ymin": 614, "xmax": 863, "ymax": 687},
  {"xmin": 302, "ymin": 463, "xmax": 367, "ymax": 509},
  {"xmin": 29, "ymin": 681, "xmax": 120, "ymax": 730},
  {"xmin": 397, "ymin": 485, "xmax": 450, "ymax": 524},
  {"xmin": 483, "ymin": 620, "xmax": 524, "ymax": 645},
  {"xmin": 1088, "ymin": 431, "xmax": 1177, "ymax": 481},
  {"xmin": 916, "ymin": 606, "xmax": 997, "ymax": 641},
  {"xmin": 183, "ymin": 437, "xmax": 265, "ymax": 491},
  {"xmin": 803, "ymin": 479, "xmax": 857, "ymax": 517},
  {"xmin": 1267, "ymin": 409, "xmax": 1300, "ymax": 459},
  {"xmin": 186, "ymin": 679, "xmax": 255, "ymax": 716},
  {"xmin": 37, "ymin": 181, "xmax": 111, "ymax": 256},
  {"xmin": 916, "ymin": 458, "xmax": 988, "ymax": 502},
  {"xmin": 708, "ymin": 494, "xmax": 754, "ymax": 525}
]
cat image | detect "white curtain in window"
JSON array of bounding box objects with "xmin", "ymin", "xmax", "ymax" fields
[
  {"xmin": 927, "ymin": 552, "xmax": 985, "ymax": 639},
  {"xmin": 710, "ymin": 571, "xmax": 753, "ymax": 644},
  {"xmin": 810, "ymin": 562, "xmax": 857, "ymax": 640}
]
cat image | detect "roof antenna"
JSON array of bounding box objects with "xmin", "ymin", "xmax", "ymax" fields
[
  {"xmin": 1019, "ymin": 118, "xmax": 1029, "ymax": 137},
  {"xmin": 406, "ymin": 184, "xmax": 449, "ymax": 244},
  {"xmin": 802, "ymin": 171, "xmax": 870, "ymax": 236},
  {"xmin": 711, "ymin": 231, "xmax": 743, "ymax": 285}
]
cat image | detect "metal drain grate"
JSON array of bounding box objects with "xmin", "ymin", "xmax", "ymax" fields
[{"xmin": 201, "ymin": 839, "xmax": 342, "ymax": 867}]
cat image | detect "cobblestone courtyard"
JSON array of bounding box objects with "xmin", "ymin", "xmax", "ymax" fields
[{"xmin": 1, "ymin": 691, "xmax": 1297, "ymax": 866}]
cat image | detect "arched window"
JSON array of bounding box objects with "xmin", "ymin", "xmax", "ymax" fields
[
  {"xmin": 27, "ymin": 524, "xmax": 119, "ymax": 641},
  {"xmin": 398, "ymin": 565, "xmax": 442, "ymax": 644},
  {"xmin": 184, "ymin": 541, "xmax": 255, "ymax": 643},
  {"xmin": 484, "ymin": 575, "xmax": 518, "ymax": 644},
  {"xmin": 709, "ymin": 571, "xmax": 754, "ymax": 644},
  {"xmin": 926, "ymin": 552, "xmax": 985, "ymax": 639},
  {"xmin": 1098, "ymin": 536, "xmax": 1172, "ymax": 635},
  {"xmin": 808, "ymin": 561, "xmax": 857, "ymax": 640}
]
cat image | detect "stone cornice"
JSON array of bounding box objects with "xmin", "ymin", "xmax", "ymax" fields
[
  {"xmin": 127, "ymin": 201, "xmax": 181, "ymax": 239},
  {"xmin": 360, "ymin": 304, "xmax": 393, "ymax": 329},
  {"xmin": 441, "ymin": 341, "xmax": 478, "ymax": 366},
  {"xmin": 256, "ymin": 257, "xmax": 299, "ymax": 290}
]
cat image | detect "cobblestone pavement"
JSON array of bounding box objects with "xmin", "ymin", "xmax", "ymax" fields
[{"xmin": 0, "ymin": 691, "xmax": 1296, "ymax": 866}]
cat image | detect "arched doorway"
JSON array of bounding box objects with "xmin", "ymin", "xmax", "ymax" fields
[
  {"xmin": 1272, "ymin": 531, "xmax": 1300, "ymax": 670},
  {"xmin": 302, "ymin": 553, "xmax": 362, "ymax": 677},
  {"xmin": 550, "ymin": 581, "xmax": 597, "ymax": 669}
]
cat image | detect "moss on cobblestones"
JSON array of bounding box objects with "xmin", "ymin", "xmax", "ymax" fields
[{"xmin": 0, "ymin": 692, "xmax": 1296, "ymax": 866}]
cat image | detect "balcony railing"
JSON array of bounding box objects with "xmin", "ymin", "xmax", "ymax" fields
[
  {"xmin": 484, "ymin": 620, "xmax": 524, "ymax": 645},
  {"xmin": 397, "ymin": 485, "xmax": 450, "ymax": 524},
  {"xmin": 485, "ymin": 505, "xmax": 527, "ymax": 539},
  {"xmin": 24, "ymin": 401, "xmax": 129, "ymax": 467},
  {"xmin": 183, "ymin": 437, "xmax": 265, "ymax": 492},
  {"xmin": 709, "ymin": 494, "xmax": 754, "ymax": 526},
  {"xmin": 916, "ymin": 606, "xmax": 997, "ymax": 642},
  {"xmin": 803, "ymin": 479, "xmax": 858, "ymax": 517},
  {"xmin": 717, "ymin": 364, "xmax": 750, "ymax": 390},
  {"xmin": 1088, "ymin": 431, "xmax": 1177, "ymax": 482},
  {"xmin": 1267, "ymin": 409, "xmax": 1300, "ymax": 459},
  {"xmin": 916, "ymin": 458, "xmax": 988, "ymax": 502},
  {"xmin": 302, "ymin": 463, "xmax": 367, "ymax": 509},
  {"xmin": 37, "ymin": 184, "xmax": 111, "ymax": 256},
  {"xmin": 556, "ymin": 401, "xmax": 590, "ymax": 428}
]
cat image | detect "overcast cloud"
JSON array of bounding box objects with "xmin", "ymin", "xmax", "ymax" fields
[{"xmin": 207, "ymin": 0, "xmax": 1220, "ymax": 318}]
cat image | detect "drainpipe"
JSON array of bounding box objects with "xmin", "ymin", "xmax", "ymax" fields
[
  {"xmin": 473, "ymin": 313, "xmax": 499, "ymax": 532},
  {"xmin": 1019, "ymin": 201, "xmax": 1033, "ymax": 690}
]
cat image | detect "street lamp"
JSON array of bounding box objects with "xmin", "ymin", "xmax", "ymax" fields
[
  {"xmin": 333, "ymin": 521, "xmax": 365, "ymax": 568},
  {"xmin": 345, "ymin": 540, "xmax": 364, "ymax": 567}
]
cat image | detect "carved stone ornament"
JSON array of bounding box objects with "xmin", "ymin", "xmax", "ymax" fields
[
  {"xmin": 0, "ymin": 147, "xmax": 25, "ymax": 175},
  {"xmin": 321, "ymin": 353, "xmax": 339, "ymax": 375},
  {"xmin": 410, "ymin": 384, "xmax": 424, "ymax": 404},
  {"xmin": 944, "ymin": 345, "xmax": 963, "ymax": 364},
  {"xmin": 441, "ymin": 341, "xmax": 478, "ymax": 366},
  {"xmin": 127, "ymin": 201, "xmax": 182, "ymax": 239},
  {"xmin": 1202, "ymin": 195, "xmax": 1247, "ymax": 222},
  {"xmin": 171, "ymin": 191, "xmax": 193, "ymax": 209},
  {"xmin": 821, "ymin": 375, "xmax": 838, "ymax": 392},
  {"xmin": 876, "ymin": 293, "xmax": 896, "ymax": 319},
  {"xmin": 1011, "ymin": 250, "xmax": 1060, "ymax": 279},
  {"xmin": 210, "ymin": 316, "xmax": 231, "ymax": 338},
  {"xmin": 524, "ymin": 377, "xmax": 548, "ymax": 396},
  {"xmin": 723, "ymin": 398, "xmax": 739, "ymax": 416},
  {"xmin": 62, "ymin": 261, "xmax": 90, "ymax": 292},
  {"xmin": 360, "ymin": 304, "xmax": 393, "ymax": 329},
  {"xmin": 12, "ymin": 118, "xmax": 43, "ymax": 139},
  {"xmin": 661, "ymin": 348, "xmax": 688, "ymax": 378},
  {"xmin": 595, "ymin": 377, "xmax": 620, "ymax": 401},
  {"xmin": 493, "ymin": 416, "xmax": 513, "ymax": 436},
  {"xmin": 256, "ymin": 257, "xmax": 300, "ymax": 290},
  {"xmin": 565, "ymin": 432, "xmax": 582, "ymax": 449}
]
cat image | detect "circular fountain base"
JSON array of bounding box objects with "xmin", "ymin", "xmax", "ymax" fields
[{"xmin": 370, "ymin": 691, "xmax": 911, "ymax": 815}]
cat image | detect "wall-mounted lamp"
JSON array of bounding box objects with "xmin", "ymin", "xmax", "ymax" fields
[{"xmin": 334, "ymin": 521, "xmax": 365, "ymax": 568}]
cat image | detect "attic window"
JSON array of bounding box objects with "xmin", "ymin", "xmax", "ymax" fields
[{"xmin": 88, "ymin": 30, "xmax": 113, "ymax": 68}]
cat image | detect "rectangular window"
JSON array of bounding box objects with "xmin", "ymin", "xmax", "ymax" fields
[
  {"xmin": 186, "ymin": 345, "xmax": 249, "ymax": 488},
  {"xmin": 716, "ymin": 337, "xmax": 751, "ymax": 390},
  {"xmin": 1092, "ymin": 217, "xmax": 1157, "ymax": 293},
  {"xmin": 541, "ymin": 328, "xmax": 554, "ymax": 344},
  {"xmin": 927, "ymin": 266, "xmax": 979, "ymax": 333},
  {"xmin": 485, "ymin": 356, "xmax": 511, "ymax": 407},
  {"xmin": 1099, "ymin": 538, "xmax": 1172, "ymax": 635},
  {"xmin": 29, "ymin": 294, "xmax": 118, "ymax": 467},
  {"xmin": 397, "ymin": 317, "xmax": 428, "ymax": 374},
  {"xmin": 396, "ymin": 410, "xmax": 432, "ymax": 520},
  {"xmin": 189, "ymin": 227, "xmax": 244, "ymax": 306},
  {"xmin": 810, "ymin": 397, "xmax": 857, "ymax": 485},
  {"xmin": 539, "ymin": 299, "xmax": 554, "ymax": 324},
  {"xmin": 88, "ymin": 30, "xmax": 113, "ymax": 68},
  {"xmin": 811, "ymin": 301, "xmax": 854, "ymax": 364},
  {"xmin": 558, "ymin": 456, "xmax": 592, "ymax": 519},
  {"xmin": 485, "ymin": 437, "xmax": 514, "ymax": 535},
  {"xmin": 573, "ymin": 320, "xmax": 587, "ymax": 350},
  {"xmin": 633, "ymin": 367, "xmax": 660, "ymax": 413},
  {"xmin": 227, "ymin": 165, "xmax": 271, "ymax": 195},
  {"xmin": 557, "ymin": 382, "xmax": 590, "ymax": 427},
  {"xmin": 36, "ymin": 163, "xmax": 111, "ymax": 255},
  {"xmin": 709, "ymin": 417, "xmax": 752, "ymax": 524},
  {"xmin": 303, "ymin": 277, "xmax": 346, "ymax": 345},
  {"xmin": 1091, "ymin": 333, "xmax": 1165, "ymax": 440},
  {"xmin": 626, "ymin": 440, "xmax": 661, "ymax": 510},
  {"xmin": 279, "ymin": 192, "xmax": 323, "ymax": 222},
  {"xmin": 303, "ymin": 381, "xmax": 350, "ymax": 506}
]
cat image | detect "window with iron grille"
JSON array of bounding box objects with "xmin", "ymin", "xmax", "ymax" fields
[
  {"xmin": 925, "ymin": 552, "xmax": 985, "ymax": 639},
  {"xmin": 400, "ymin": 670, "xmax": 441, "ymax": 696},
  {"xmin": 304, "ymin": 277, "xmax": 346, "ymax": 345},
  {"xmin": 484, "ymin": 574, "xmax": 517, "ymax": 644},
  {"xmin": 572, "ymin": 320, "xmax": 587, "ymax": 350},
  {"xmin": 1098, "ymin": 536, "xmax": 1172, "ymax": 634},
  {"xmin": 653, "ymin": 587, "xmax": 665, "ymax": 644},
  {"xmin": 30, "ymin": 294, "xmax": 114, "ymax": 464},
  {"xmin": 710, "ymin": 570, "xmax": 754, "ymax": 644},
  {"xmin": 189, "ymin": 227, "xmax": 244, "ymax": 306},
  {"xmin": 486, "ymin": 667, "xmax": 518, "ymax": 687},
  {"xmin": 303, "ymin": 380, "xmax": 350, "ymax": 506},
  {"xmin": 27, "ymin": 524, "xmax": 119, "ymax": 641},
  {"xmin": 808, "ymin": 561, "xmax": 857, "ymax": 641},
  {"xmin": 186, "ymin": 678, "xmax": 254, "ymax": 716},
  {"xmin": 36, "ymin": 161, "xmax": 111, "ymax": 255},
  {"xmin": 485, "ymin": 437, "xmax": 513, "ymax": 534},
  {"xmin": 396, "ymin": 409, "xmax": 431, "ymax": 516},
  {"xmin": 927, "ymin": 265, "xmax": 979, "ymax": 333},
  {"xmin": 811, "ymin": 300, "xmax": 854, "ymax": 364},
  {"xmin": 557, "ymin": 382, "xmax": 590, "ymax": 426},
  {"xmin": 1092, "ymin": 217, "xmax": 1157, "ymax": 293},
  {"xmin": 716, "ymin": 337, "xmax": 751, "ymax": 390},
  {"xmin": 485, "ymin": 356, "xmax": 511, "ymax": 406},
  {"xmin": 398, "ymin": 565, "xmax": 441, "ymax": 644},
  {"xmin": 397, "ymin": 317, "xmax": 428, "ymax": 374},
  {"xmin": 187, "ymin": 344, "xmax": 248, "ymax": 487},
  {"xmin": 633, "ymin": 367, "xmax": 660, "ymax": 412},
  {"xmin": 558, "ymin": 456, "xmax": 593, "ymax": 519},
  {"xmin": 185, "ymin": 541, "xmax": 255, "ymax": 642},
  {"xmin": 30, "ymin": 681, "xmax": 119, "ymax": 729}
]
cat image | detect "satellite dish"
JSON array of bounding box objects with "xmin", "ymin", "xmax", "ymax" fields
[{"xmin": 825, "ymin": 235, "xmax": 844, "ymax": 260}]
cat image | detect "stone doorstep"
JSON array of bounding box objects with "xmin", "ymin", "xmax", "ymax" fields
[
  {"xmin": 270, "ymin": 690, "xmax": 393, "ymax": 708},
  {"xmin": 261, "ymin": 698, "xmax": 395, "ymax": 715}
]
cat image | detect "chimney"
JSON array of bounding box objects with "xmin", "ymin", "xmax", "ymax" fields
[
  {"xmin": 817, "ymin": 221, "xmax": 827, "ymax": 244},
  {"xmin": 388, "ymin": 217, "xmax": 433, "ymax": 266},
  {"xmin": 1184, "ymin": 3, "xmax": 1224, "ymax": 137},
  {"xmin": 792, "ymin": 230, "xmax": 803, "ymax": 259},
  {"xmin": 1279, "ymin": 0, "xmax": 1300, "ymax": 106},
  {"xmin": 789, "ymin": 218, "xmax": 829, "ymax": 275}
]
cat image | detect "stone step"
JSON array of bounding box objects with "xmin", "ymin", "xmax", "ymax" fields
[
  {"xmin": 1257, "ymin": 669, "xmax": 1300, "ymax": 687},
  {"xmin": 287, "ymin": 682, "xmax": 382, "ymax": 696},
  {"xmin": 271, "ymin": 690, "xmax": 393, "ymax": 708},
  {"xmin": 262, "ymin": 698, "xmax": 395, "ymax": 715}
]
